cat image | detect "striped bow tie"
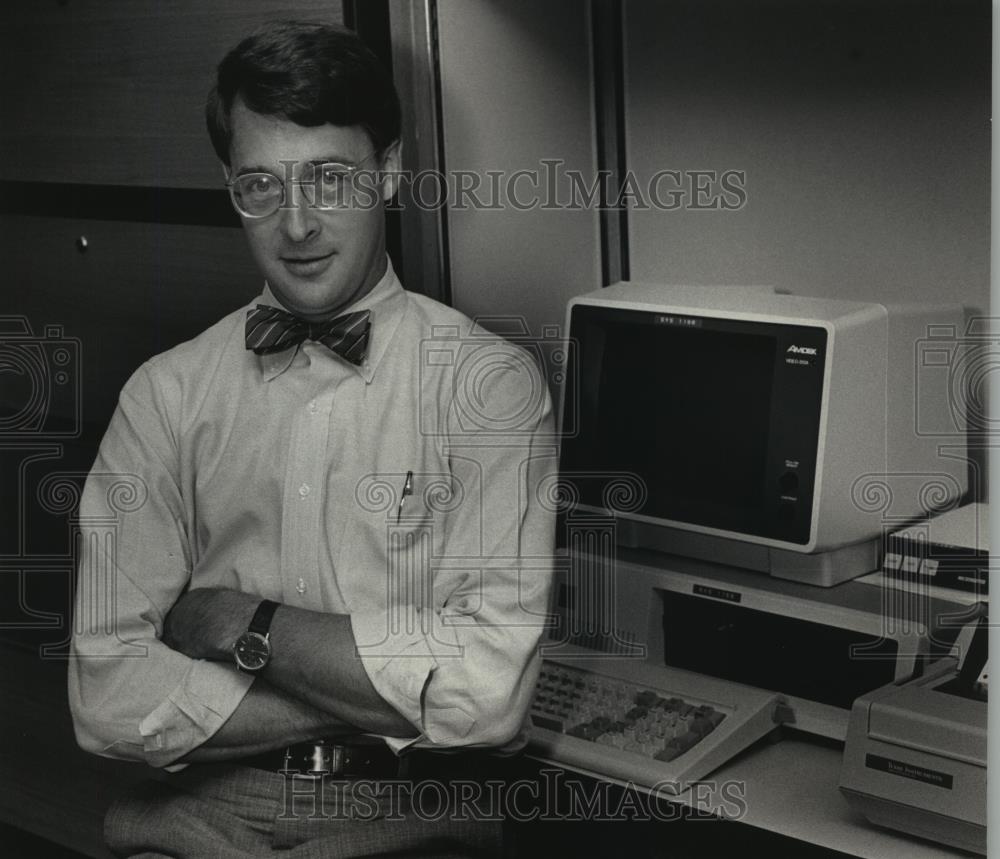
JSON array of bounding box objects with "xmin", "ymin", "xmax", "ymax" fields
[{"xmin": 245, "ymin": 305, "xmax": 372, "ymax": 365}]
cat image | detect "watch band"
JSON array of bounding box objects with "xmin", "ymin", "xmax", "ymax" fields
[{"xmin": 248, "ymin": 599, "xmax": 280, "ymax": 636}]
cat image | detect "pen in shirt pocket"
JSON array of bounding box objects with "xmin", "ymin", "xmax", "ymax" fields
[{"xmin": 396, "ymin": 470, "xmax": 413, "ymax": 523}]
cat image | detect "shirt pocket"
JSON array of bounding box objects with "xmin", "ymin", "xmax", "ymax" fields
[
  {"xmin": 353, "ymin": 470, "xmax": 465, "ymax": 531},
  {"xmin": 349, "ymin": 471, "xmax": 457, "ymax": 609}
]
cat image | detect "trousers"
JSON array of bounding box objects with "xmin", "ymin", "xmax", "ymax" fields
[{"xmin": 104, "ymin": 762, "xmax": 506, "ymax": 858}]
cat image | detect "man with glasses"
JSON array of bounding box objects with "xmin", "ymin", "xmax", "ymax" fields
[{"xmin": 69, "ymin": 20, "xmax": 555, "ymax": 857}]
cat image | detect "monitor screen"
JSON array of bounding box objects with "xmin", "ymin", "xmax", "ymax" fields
[{"xmin": 561, "ymin": 304, "xmax": 826, "ymax": 543}]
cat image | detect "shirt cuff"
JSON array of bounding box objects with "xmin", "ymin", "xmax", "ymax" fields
[
  {"xmin": 351, "ymin": 606, "xmax": 476, "ymax": 747},
  {"xmin": 138, "ymin": 658, "xmax": 254, "ymax": 768}
]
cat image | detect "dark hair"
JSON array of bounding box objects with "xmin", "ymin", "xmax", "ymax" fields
[{"xmin": 206, "ymin": 20, "xmax": 401, "ymax": 165}]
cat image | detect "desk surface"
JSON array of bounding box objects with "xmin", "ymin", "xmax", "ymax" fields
[
  {"xmin": 532, "ymin": 731, "xmax": 971, "ymax": 857},
  {"xmin": 680, "ymin": 732, "xmax": 968, "ymax": 859},
  {"xmin": 532, "ymin": 731, "xmax": 968, "ymax": 858}
]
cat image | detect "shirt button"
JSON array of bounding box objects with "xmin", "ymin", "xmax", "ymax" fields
[
  {"xmin": 308, "ymin": 400, "xmax": 317, "ymax": 413},
  {"xmin": 296, "ymin": 578, "xmax": 307, "ymax": 594},
  {"xmin": 298, "ymin": 483, "xmax": 311, "ymax": 497}
]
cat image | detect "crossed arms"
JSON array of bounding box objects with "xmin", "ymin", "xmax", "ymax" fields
[
  {"xmin": 68, "ymin": 356, "xmax": 557, "ymax": 768},
  {"xmin": 161, "ymin": 589, "xmax": 413, "ymax": 761}
]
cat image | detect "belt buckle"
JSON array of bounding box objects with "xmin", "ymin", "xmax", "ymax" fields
[{"xmin": 284, "ymin": 742, "xmax": 345, "ymax": 779}]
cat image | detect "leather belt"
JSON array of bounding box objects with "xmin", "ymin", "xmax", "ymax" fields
[{"xmin": 239, "ymin": 740, "xmax": 401, "ymax": 779}]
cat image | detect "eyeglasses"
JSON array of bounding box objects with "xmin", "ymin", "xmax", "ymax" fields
[{"xmin": 226, "ymin": 152, "xmax": 380, "ymax": 218}]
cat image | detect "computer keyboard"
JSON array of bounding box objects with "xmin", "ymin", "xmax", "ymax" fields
[{"xmin": 528, "ymin": 653, "xmax": 783, "ymax": 793}]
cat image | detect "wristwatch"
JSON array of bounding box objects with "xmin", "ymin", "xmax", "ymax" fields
[{"xmin": 233, "ymin": 599, "xmax": 279, "ymax": 673}]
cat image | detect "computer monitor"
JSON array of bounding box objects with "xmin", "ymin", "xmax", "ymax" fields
[{"xmin": 558, "ymin": 283, "xmax": 968, "ymax": 586}]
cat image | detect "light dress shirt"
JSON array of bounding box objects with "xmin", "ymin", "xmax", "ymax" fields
[{"xmin": 68, "ymin": 260, "xmax": 557, "ymax": 768}]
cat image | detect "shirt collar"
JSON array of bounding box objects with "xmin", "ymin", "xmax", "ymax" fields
[{"xmin": 253, "ymin": 257, "xmax": 407, "ymax": 384}]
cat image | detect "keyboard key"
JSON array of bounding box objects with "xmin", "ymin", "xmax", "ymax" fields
[
  {"xmin": 570, "ymin": 724, "xmax": 604, "ymax": 741},
  {"xmin": 690, "ymin": 716, "xmax": 714, "ymax": 737},
  {"xmin": 673, "ymin": 730, "xmax": 701, "ymax": 751},
  {"xmin": 655, "ymin": 745, "xmax": 682, "ymax": 762},
  {"xmin": 532, "ymin": 714, "xmax": 564, "ymax": 732}
]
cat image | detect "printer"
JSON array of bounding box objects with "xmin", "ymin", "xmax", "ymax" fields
[{"xmin": 839, "ymin": 608, "xmax": 987, "ymax": 854}]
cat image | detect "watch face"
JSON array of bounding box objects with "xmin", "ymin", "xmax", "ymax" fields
[{"xmin": 234, "ymin": 631, "xmax": 271, "ymax": 672}]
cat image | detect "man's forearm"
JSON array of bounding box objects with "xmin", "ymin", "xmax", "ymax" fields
[
  {"xmin": 164, "ymin": 589, "xmax": 416, "ymax": 740},
  {"xmin": 262, "ymin": 606, "xmax": 415, "ymax": 737},
  {"xmin": 179, "ymin": 680, "xmax": 358, "ymax": 762}
]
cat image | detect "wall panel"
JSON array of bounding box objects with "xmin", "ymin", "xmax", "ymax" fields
[
  {"xmin": 622, "ymin": 0, "xmax": 989, "ymax": 312},
  {"xmin": 0, "ymin": 1, "xmax": 344, "ymax": 188},
  {"xmin": 435, "ymin": 0, "xmax": 602, "ymax": 335},
  {"xmin": 2, "ymin": 214, "xmax": 261, "ymax": 431}
]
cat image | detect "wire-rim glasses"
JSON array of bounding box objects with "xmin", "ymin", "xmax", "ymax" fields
[{"xmin": 226, "ymin": 152, "xmax": 380, "ymax": 218}]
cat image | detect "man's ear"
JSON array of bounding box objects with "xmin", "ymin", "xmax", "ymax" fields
[
  {"xmin": 220, "ymin": 161, "xmax": 232, "ymax": 183},
  {"xmin": 379, "ymin": 140, "xmax": 402, "ymax": 202}
]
